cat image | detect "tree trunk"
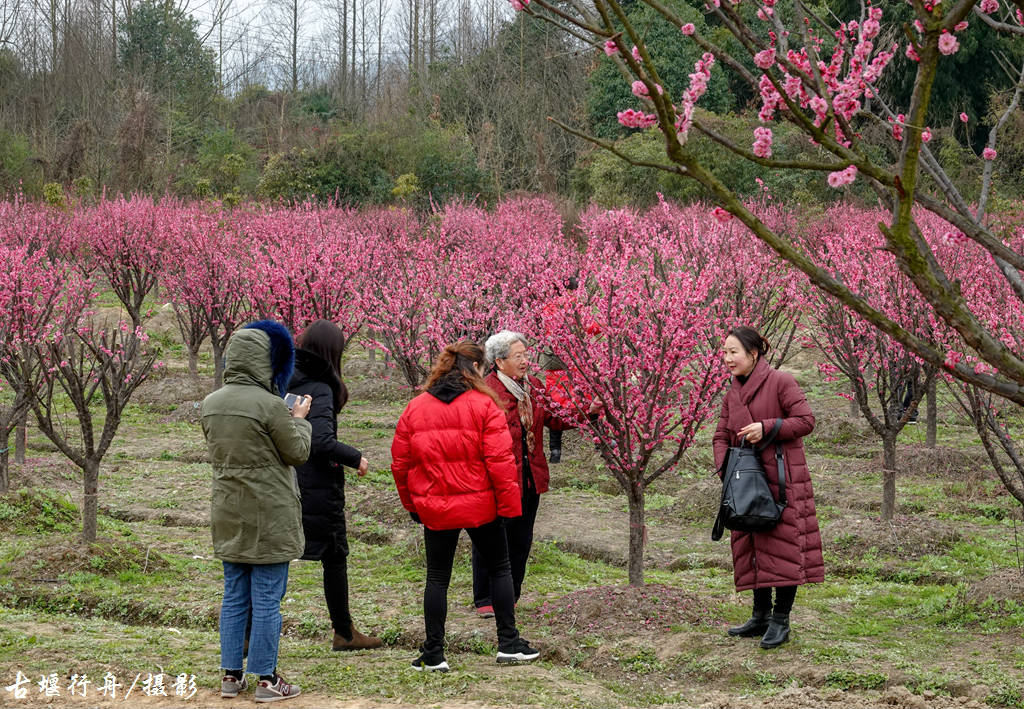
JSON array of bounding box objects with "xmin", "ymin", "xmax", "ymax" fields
[
  {"xmin": 188, "ymin": 347, "xmax": 200, "ymax": 379},
  {"xmin": 849, "ymin": 388, "xmax": 858, "ymax": 417},
  {"xmin": 0, "ymin": 441, "xmax": 9, "ymax": 494},
  {"xmin": 82, "ymin": 459, "xmax": 100, "ymax": 542},
  {"xmin": 926, "ymin": 378, "xmax": 937, "ymax": 448},
  {"xmin": 213, "ymin": 341, "xmax": 226, "ymax": 389},
  {"xmin": 291, "ymin": 0, "xmax": 299, "ymax": 93},
  {"xmin": 15, "ymin": 413, "xmax": 27, "ymax": 464},
  {"xmin": 881, "ymin": 435, "xmax": 897, "ymax": 521},
  {"xmin": 626, "ymin": 480, "xmax": 646, "ymax": 586}
]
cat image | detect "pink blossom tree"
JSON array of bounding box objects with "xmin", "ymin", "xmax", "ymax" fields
[
  {"xmin": 0, "ymin": 246, "xmax": 81, "ymax": 492},
  {"xmin": 944, "ymin": 210, "xmax": 1024, "ymax": 514},
  {"xmin": 799, "ymin": 206, "xmax": 952, "ymax": 520},
  {"xmin": 67, "ymin": 196, "xmax": 171, "ymax": 328},
  {"xmin": 31, "ymin": 310, "xmax": 162, "ymax": 542},
  {"xmin": 0, "ymin": 199, "xmax": 74, "ymax": 465},
  {"xmin": 161, "ymin": 210, "xmax": 254, "ymax": 388},
  {"xmin": 361, "ymin": 200, "xmax": 575, "ymax": 388},
  {"xmin": 536, "ymin": 206, "xmax": 805, "ymax": 585},
  {"xmin": 511, "ymin": 0, "xmax": 1024, "ymax": 402},
  {"xmin": 245, "ymin": 203, "xmax": 369, "ymax": 345}
]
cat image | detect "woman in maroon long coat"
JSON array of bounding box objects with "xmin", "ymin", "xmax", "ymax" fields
[{"xmin": 713, "ymin": 326, "xmax": 824, "ymax": 649}]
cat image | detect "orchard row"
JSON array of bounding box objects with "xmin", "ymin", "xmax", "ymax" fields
[{"xmin": 1, "ymin": 196, "xmax": 1021, "ymax": 577}]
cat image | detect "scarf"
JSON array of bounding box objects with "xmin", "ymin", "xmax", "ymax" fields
[{"xmin": 496, "ymin": 370, "xmax": 535, "ymax": 455}]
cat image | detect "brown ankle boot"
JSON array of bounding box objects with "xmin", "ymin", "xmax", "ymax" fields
[{"xmin": 332, "ymin": 623, "xmax": 383, "ymax": 651}]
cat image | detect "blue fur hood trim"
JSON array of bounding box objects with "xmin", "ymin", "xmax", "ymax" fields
[{"xmin": 243, "ymin": 320, "xmax": 295, "ymax": 397}]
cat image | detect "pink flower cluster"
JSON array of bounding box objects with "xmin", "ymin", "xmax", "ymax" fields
[
  {"xmin": 983, "ymin": 147, "xmax": 998, "ymax": 160},
  {"xmin": 889, "ymin": 114, "xmax": 905, "ymax": 142},
  {"xmin": 508, "ymin": 0, "xmax": 528, "ymax": 10},
  {"xmin": 617, "ymin": 109, "xmax": 658, "ymax": 129},
  {"xmin": 753, "ymin": 49, "xmax": 775, "ymax": 69},
  {"xmin": 711, "ymin": 207, "xmax": 733, "ymax": 223},
  {"xmin": 680, "ymin": 23, "xmax": 696, "ymax": 35},
  {"xmin": 604, "ymin": 40, "xmax": 619, "ymax": 56},
  {"xmin": 941, "ymin": 231, "xmax": 968, "ymax": 247},
  {"xmin": 979, "ymin": 0, "xmax": 998, "ymax": 13},
  {"xmin": 753, "ymin": 7, "xmax": 894, "ymax": 147},
  {"xmin": 675, "ymin": 52, "xmax": 715, "ymax": 138},
  {"xmin": 631, "ymin": 80, "xmax": 663, "ymax": 98},
  {"xmin": 752, "ymin": 126, "xmax": 773, "ymax": 158},
  {"xmin": 827, "ymin": 165, "xmax": 858, "ymax": 188},
  {"xmin": 938, "ymin": 32, "xmax": 960, "ymax": 55}
]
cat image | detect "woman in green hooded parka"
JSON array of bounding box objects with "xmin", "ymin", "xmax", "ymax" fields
[{"xmin": 201, "ymin": 320, "xmax": 312, "ymax": 703}]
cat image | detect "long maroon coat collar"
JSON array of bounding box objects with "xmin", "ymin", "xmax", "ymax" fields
[{"xmin": 733, "ymin": 356, "xmax": 771, "ymax": 405}]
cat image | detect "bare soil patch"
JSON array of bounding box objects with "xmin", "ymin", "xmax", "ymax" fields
[
  {"xmin": 822, "ymin": 515, "xmax": 963, "ymax": 560},
  {"xmin": 7, "ymin": 536, "xmax": 168, "ymax": 580},
  {"xmin": 530, "ymin": 584, "xmax": 722, "ymax": 638},
  {"xmin": 134, "ymin": 374, "xmax": 213, "ymax": 407},
  {"xmin": 964, "ymin": 568, "xmax": 1024, "ymax": 606},
  {"xmin": 873, "ymin": 445, "xmax": 994, "ymax": 480}
]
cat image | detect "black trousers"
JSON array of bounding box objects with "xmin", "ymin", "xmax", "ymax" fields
[
  {"xmin": 472, "ymin": 488, "xmax": 540, "ymax": 606},
  {"xmin": 753, "ymin": 586, "xmax": 797, "ymax": 615},
  {"xmin": 423, "ymin": 519, "xmax": 519, "ymax": 656},
  {"xmin": 549, "ymin": 428, "xmax": 562, "ymax": 451},
  {"xmin": 322, "ymin": 547, "xmax": 352, "ymax": 638}
]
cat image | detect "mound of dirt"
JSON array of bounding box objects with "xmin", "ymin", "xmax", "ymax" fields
[
  {"xmin": 0, "ymin": 487, "xmax": 79, "ymax": 533},
  {"xmin": 530, "ymin": 584, "xmax": 722, "ymax": 638},
  {"xmin": 161, "ymin": 400, "xmax": 203, "ymax": 424},
  {"xmin": 11, "ymin": 537, "xmax": 168, "ymax": 580},
  {"xmin": 813, "ymin": 415, "xmax": 876, "ymax": 448},
  {"xmin": 823, "ymin": 515, "xmax": 963, "ymax": 560},
  {"xmin": 873, "ymin": 445, "xmax": 993, "ymax": 480},
  {"xmin": 963, "ymin": 569, "xmax": 1024, "ymax": 606},
  {"xmin": 134, "ymin": 374, "xmax": 213, "ymax": 407},
  {"xmin": 347, "ymin": 376, "xmax": 414, "ymax": 403}
]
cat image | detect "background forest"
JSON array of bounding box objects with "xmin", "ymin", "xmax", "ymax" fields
[{"xmin": 3, "ymin": 0, "xmax": 1024, "ymax": 209}]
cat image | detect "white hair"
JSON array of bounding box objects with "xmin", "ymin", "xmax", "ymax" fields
[{"xmin": 485, "ymin": 330, "xmax": 529, "ymax": 367}]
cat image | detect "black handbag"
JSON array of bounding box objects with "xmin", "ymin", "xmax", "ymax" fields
[{"xmin": 712, "ymin": 419, "xmax": 786, "ymax": 541}]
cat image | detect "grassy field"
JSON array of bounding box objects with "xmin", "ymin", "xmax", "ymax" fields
[{"xmin": 1, "ymin": 311, "xmax": 1023, "ymax": 708}]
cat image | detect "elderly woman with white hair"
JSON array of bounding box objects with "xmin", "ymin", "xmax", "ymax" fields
[{"xmin": 471, "ymin": 330, "xmax": 599, "ymax": 618}]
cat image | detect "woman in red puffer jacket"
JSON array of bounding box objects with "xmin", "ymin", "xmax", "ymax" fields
[{"xmin": 391, "ymin": 342, "xmax": 540, "ymax": 672}]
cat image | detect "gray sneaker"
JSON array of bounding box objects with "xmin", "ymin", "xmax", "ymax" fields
[
  {"xmin": 254, "ymin": 676, "xmax": 301, "ymax": 703},
  {"xmin": 221, "ymin": 674, "xmax": 247, "ymax": 698}
]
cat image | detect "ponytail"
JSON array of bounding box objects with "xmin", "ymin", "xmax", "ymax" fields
[
  {"xmin": 727, "ymin": 326, "xmax": 770, "ymax": 360},
  {"xmin": 422, "ymin": 342, "xmax": 501, "ymax": 405}
]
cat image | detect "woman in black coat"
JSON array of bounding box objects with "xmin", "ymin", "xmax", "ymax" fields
[{"xmin": 289, "ymin": 319, "xmax": 382, "ymax": 651}]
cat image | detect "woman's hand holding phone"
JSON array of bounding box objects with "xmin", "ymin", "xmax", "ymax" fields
[{"xmin": 291, "ymin": 394, "xmax": 312, "ymax": 419}]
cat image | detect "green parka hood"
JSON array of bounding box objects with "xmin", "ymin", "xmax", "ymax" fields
[{"xmin": 202, "ymin": 324, "xmax": 311, "ymax": 565}]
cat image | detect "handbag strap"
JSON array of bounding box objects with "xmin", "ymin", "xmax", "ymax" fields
[
  {"xmin": 755, "ymin": 417, "xmax": 783, "ymax": 452},
  {"xmin": 742, "ymin": 413, "xmax": 786, "ymax": 506},
  {"xmin": 775, "ymin": 442, "xmax": 787, "ymax": 506}
]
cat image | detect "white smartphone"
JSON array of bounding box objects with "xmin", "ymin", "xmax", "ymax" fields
[{"xmin": 283, "ymin": 393, "xmax": 300, "ymax": 410}]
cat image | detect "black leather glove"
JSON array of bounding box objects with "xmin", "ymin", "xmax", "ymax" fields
[{"xmin": 409, "ymin": 511, "xmax": 422, "ymax": 524}]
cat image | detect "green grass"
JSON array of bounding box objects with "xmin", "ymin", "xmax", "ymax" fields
[{"xmin": 3, "ymin": 338, "xmax": 1024, "ymax": 706}]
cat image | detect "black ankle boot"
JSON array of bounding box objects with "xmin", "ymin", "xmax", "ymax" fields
[
  {"xmin": 549, "ymin": 448, "xmax": 561, "ymax": 463},
  {"xmin": 759, "ymin": 613, "xmax": 790, "ymax": 649},
  {"xmin": 727, "ymin": 609, "xmax": 770, "ymax": 637}
]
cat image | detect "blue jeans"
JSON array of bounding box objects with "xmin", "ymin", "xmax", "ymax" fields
[{"xmin": 220, "ymin": 561, "xmax": 290, "ymax": 676}]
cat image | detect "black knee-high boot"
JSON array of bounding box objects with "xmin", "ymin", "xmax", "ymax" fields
[
  {"xmin": 728, "ymin": 588, "xmax": 771, "ymax": 637},
  {"xmin": 760, "ymin": 586, "xmax": 796, "ymax": 649}
]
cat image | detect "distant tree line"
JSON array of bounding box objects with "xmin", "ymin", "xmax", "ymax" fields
[{"xmin": 1, "ymin": 0, "xmax": 1022, "ymax": 208}]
